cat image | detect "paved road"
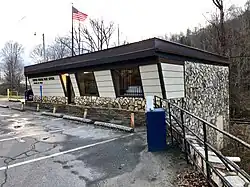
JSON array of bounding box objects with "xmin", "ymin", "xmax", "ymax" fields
[{"xmin": 0, "ymin": 107, "xmax": 187, "ymax": 187}]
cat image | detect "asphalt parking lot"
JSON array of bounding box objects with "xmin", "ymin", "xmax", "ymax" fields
[{"xmin": 0, "ymin": 106, "xmax": 187, "ymax": 187}]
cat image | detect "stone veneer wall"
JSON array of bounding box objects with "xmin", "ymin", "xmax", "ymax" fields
[
  {"xmin": 75, "ymin": 96, "xmax": 146, "ymax": 112},
  {"xmin": 33, "ymin": 95, "xmax": 67, "ymax": 104},
  {"xmin": 183, "ymin": 61, "xmax": 229, "ymax": 148}
]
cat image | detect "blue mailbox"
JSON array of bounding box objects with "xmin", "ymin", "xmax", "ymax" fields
[{"xmin": 146, "ymin": 108, "xmax": 167, "ymax": 152}]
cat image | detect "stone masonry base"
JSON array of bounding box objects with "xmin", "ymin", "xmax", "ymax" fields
[{"xmin": 26, "ymin": 102, "xmax": 145, "ymax": 127}]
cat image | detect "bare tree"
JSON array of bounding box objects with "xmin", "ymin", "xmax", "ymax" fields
[
  {"xmin": 1, "ymin": 41, "xmax": 24, "ymax": 90},
  {"xmin": 30, "ymin": 36, "xmax": 72, "ymax": 64},
  {"xmin": 47, "ymin": 36, "xmax": 71, "ymax": 60},
  {"xmin": 79, "ymin": 18, "xmax": 115, "ymax": 53},
  {"xmin": 213, "ymin": 0, "xmax": 226, "ymax": 55},
  {"xmin": 162, "ymin": 1, "xmax": 250, "ymax": 118},
  {"xmin": 30, "ymin": 18, "xmax": 127, "ymax": 63},
  {"xmin": 30, "ymin": 44, "xmax": 44, "ymax": 64}
]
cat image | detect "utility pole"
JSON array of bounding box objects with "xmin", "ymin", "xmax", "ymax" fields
[
  {"xmin": 34, "ymin": 32, "xmax": 46, "ymax": 62},
  {"xmin": 42, "ymin": 33, "xmax": 46, "ymax": 62}
]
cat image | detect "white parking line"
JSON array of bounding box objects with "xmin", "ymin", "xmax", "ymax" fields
[
  {"xmin": 0, "ymin": 129, "xmax": 63, "ymax": 142},
  {"xmin": 0, "ymin": 133, "xmax": 134, "ymax": 171}
]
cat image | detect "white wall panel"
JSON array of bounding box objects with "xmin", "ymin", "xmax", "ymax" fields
[
  {"xmin": 29, "ymin": 75, "xmax": 65, "ymax": 97},
  {"xmin": 162, "ymin": 71, "xmax": 184, "ymax": 78},
  {"xmin": 166, "ymin": 91, "xmax": 185, "ymax": 98},
  {"xmin": 140, "ymin": 71, "xmax": 160, "ymax": 79},
  {"xmin": 94, "ymin": 70, "xmax": 115, "ymax": 98},
  {"xmin": 161, "ymin": 63, "xmax": 185, "ymax": 99},
  {"xmin": 70, "ymin": 74, "xmax": 80, "ymax": 97},
  {"xmin": 139, "ymin": 64, "xmax": 162, "ymax": 97},
  {"xmin": 97, "ymin": 87, "xmax": 115, "ymax": 92},
  {"xmin": 161, "ymin": 63, "xmax": 184, "ymax": 72},
  {"xmin": 139, "ymin": 64, "xmax": 158, "ymax": 72},
  {"xmin": 165, "ymin": 84, "xmax": 184, "ymax": 92},
  {"xmin": 163, "ymin": 77, "xmax": 184, "ymax": 85}
]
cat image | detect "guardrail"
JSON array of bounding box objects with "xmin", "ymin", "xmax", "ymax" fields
[{"xmin": 154, "ymin": 95, "xmax": 250, "ymax": 187}]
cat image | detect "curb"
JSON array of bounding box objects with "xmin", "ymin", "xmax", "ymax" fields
[
  {"xmin": 10, "ymin": 107, "xmax": 24, "ymax": 112},
  {"xmin": 94, "ymin": 121, "xmax": 134, "ymax": 132},
  {"xmin": 8, "ymin": 99, "xmax": 21, "ymax": 102},
  {"xmin": 0, "ymin": 104, "xmax": 9, "ymax": 108},
  {"xmin": 41, "ymin": 112, "xmax": 64, "ymax": 118},
  {"xmin": 63, "ymin": 115, "xmax": 93, "ymax": 124}
]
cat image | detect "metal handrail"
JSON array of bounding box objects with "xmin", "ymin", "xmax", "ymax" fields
[
  {"xmin": 154, "ymin": 95, "xmax": 250, "ymax": 185},
  {"xmin": 155, "ymin": 95, "xmax": 250, "ymax": 149}
]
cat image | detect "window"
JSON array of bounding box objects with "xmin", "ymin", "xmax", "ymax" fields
[
  {"xmin": 112, "ymin": 67, "xmax": 143, "ymax": 97},
  {"xmin": 76, "ymin": 72, "xmax": 98, "ymax": 96}
]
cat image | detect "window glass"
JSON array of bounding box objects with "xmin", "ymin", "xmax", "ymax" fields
[
  {"xmin": 76, "ymin": 72, "xmax": 98, "ymax": 96},
  {"xmin": 112, "ymin": 67, "xmax": 143, "ymax": 97}
]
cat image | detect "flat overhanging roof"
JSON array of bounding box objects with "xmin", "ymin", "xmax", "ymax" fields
[{"xmin": 24, "ymin": 38, "xmax": 229, "ymax": 77}]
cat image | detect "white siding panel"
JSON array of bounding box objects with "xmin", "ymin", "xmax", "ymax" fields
[
  {"xmin": 69, "ymin": 74, "xmax": 80, "ymax": 97},
  {"xmin": 29, "ymin": 75, "xmax": 64, "ymax": 97},
  {"xmin": 96, "ymin": 81, "xmax": 113, "ymax": 87},
  {"xmin": 162, "ymin": 63, "xmax": 184, "ymax": 72},
  {"xmin": 94, "ymin": 70, "xmax": 115, "ymax": 98},
  {"xmin": 144, "ymin": 92, "xmax": 162, "ymax": 97},
  {"xmin": 140, "ymin": 64, "xmax": 162, "ymax": 98},
  {"xmin": 161, "ymin": 63, "xmax": 185, "ymax": 99},
  {"xmin": 39, "ymin": 92, "xmax": 64, "ymax": 97},
  {"xmin": 29, "ymin": 79, "xmax": 39, "ymax": 96},
  {"xmin": 94, "ymin": 71, "xmax": 111, "ymax": 76},
  {"xmin": 139, "ymin": 64, "xmax": 158, "ymax": 72},
  {"xmin": 140, "ymin": 71, "xmax": 160, "ymax": 79},
  {"xmin": 95, "ymin": 75, "xmax": 113, "ymax": 82},
  {"xmin": 99, "ymin": 92, "xmax": 115, "ymax": 98},
  {"xmin": 31, "ymin": 84, "xmax": 63, "ymax": 89},
  {"xmin": 143, "ymin": 85, "xmax": 162, "ymax": 93},
  {"xmin": 163, "ymin": 77, "xmax": 184, "ymax": 85},
  {"xmin": 165, "ymin": 84, "xmax": 184, "ymax": 92},
  {"xmin": 166, "ymin": 91, "xmax": 184, "ymax": 99},
  {"xmin": 162, "ymin": 71, "xmax": 184, "ymax": 78},
  {"xmin": 97, "ymin": 87, "xmax": 115, "ymax": 92}
]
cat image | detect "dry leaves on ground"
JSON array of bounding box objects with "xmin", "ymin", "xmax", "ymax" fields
[{"xmin": 176, "ymin": 168, "xmax": 209, "ymax": 187}]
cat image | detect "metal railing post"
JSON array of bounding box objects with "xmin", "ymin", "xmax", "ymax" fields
[
  {"xmin": 154, "ymin": 96, "xmax": 157, "ymax": 108},
  {"xmin": 160, "ymin": 99, "xmax": 162, "ymax": 108},
  {"xmin": 180, "ymin": 109, "xmax": 188, "ymax": 163},
  {"xmin": 203, "ymin": 122, "xmax": 210, "ymax": 181},
  {"xmin": 168, "ymin": 102, "xmax": 173, "ymax": 145}
]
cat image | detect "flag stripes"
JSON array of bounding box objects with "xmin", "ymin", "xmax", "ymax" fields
[{"xmin": 72, "ymin": 6, "xmax": 88, "ymax": 22}]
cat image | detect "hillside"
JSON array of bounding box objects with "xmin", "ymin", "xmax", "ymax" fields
[{"xmin": 164, "ymin": 1, "xmax": 250, "ymax": 118}]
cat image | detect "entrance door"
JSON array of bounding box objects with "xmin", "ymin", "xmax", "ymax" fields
[{"xmin": 66, "ymin": 76, "xmax": 75, "ymax": 104}]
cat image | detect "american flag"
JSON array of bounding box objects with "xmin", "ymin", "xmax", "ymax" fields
[{"xmin": 72, "ymin": 6, "xmax": 88, "ymax": 22}]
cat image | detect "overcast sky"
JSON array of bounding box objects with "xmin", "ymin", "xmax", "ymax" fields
[{"xmin": 0, "ymin": 0, "xmax": 247, "ymax": 65}]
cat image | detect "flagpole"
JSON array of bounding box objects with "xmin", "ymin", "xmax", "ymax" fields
[
  {"xmin": 118, "ymin": 24, "xmax": 120, "ymax": 46},
  {"xmin": 78, "ymin": 20, "xmax": 81, "ymax": 55},
  {"xmin": 71, "ymin": 4, "xmax": 74, "ymax": 56}
]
